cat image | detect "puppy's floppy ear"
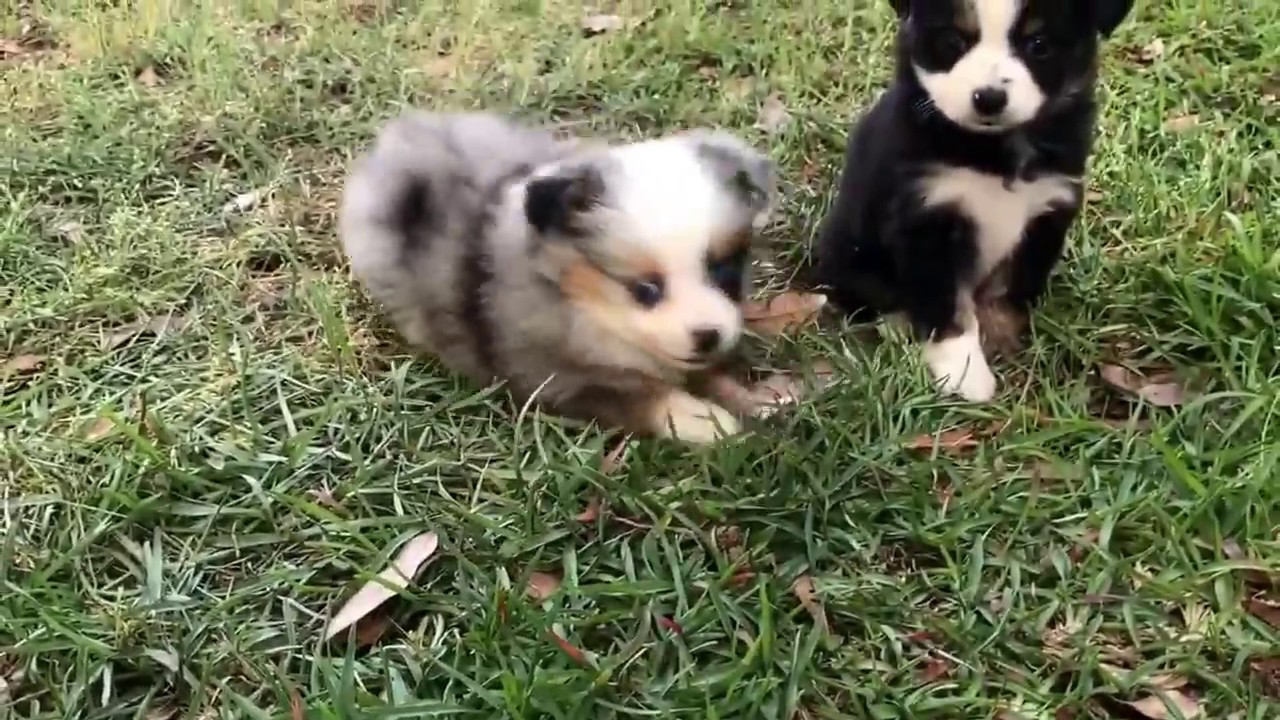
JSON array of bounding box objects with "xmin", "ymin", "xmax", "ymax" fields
[
  {"xmin": 685, "ymin": 130, "xmax": 778, "ymax": 227},
  {"xmin": 1091, "ymin": 0, "xmax": 1133, "ymax": 37},
  {"xmin": 888, "ymin": 0, "xmax": 909, "ymax": 18},
  {"xmin": 524, "ymin": 163, "xmax": 606, "ymax": 237}
]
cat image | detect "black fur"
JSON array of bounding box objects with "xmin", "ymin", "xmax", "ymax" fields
[
  {"xmin": 524, "ymin": 165, "xmax": 605, "ymax": 238},
  {"xmin": 459, "ymin": 164, "xmax": 537, "ymax": 376},
  {"xmin": 814, "ymin": 0, "xmax": 1130, "ymax": 343},
  {"xmin": 393, "ymin": 178, "xmax": 434, "ymax": 243}
]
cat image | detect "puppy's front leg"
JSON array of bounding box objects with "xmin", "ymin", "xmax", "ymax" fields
[
  {"xmin": 554, "ymin": 384, "xmax": 739, "ymax": 445},
  {"xmin": 648, "ymin": 388, "xmax": 740, "ymax": 444},
  {"xmin": 896, "ymin": 211, "xmax": 997, "ymax": 402}
]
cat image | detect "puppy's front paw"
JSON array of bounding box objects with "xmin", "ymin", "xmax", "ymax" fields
[
  {"xmin": 653, "ymin": 390, "xmax": 740, "ymax": 444},
  {"xmin": 923, "ymin": 331, "xmax": 997, "ymax": 402}
]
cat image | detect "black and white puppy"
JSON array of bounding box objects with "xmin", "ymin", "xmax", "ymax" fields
[{"xmin": 813, "ymin": 0, "xmax": 1132, "ymax": 401}]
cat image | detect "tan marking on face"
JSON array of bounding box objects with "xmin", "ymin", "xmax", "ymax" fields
[
  {"xmin": 956, "ymin": 2, "xmax": 979, "ymax": 33},
  {"xmin": 559, "ymin": 255, "xmax": 613, "ymax": 304},
  {"xmin": 708, "ymin": 226, "xmax": 753, "ymax": 258}
]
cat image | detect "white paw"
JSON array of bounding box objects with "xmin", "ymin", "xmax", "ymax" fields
[
  {"xmin": 923, "ymin": 330, "xmax": 997, "ymax": 402},
  {"xmin": 654, "ymin": 392, "xmax": 740, "ymax": 444}
]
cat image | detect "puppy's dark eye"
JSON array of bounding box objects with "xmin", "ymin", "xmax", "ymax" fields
[
  {"xmin": 932, "ymin": 29, "xmax": 968, "ymax": 62},
  {"xmin": 629, "ymin": 277, "xmax": 664, "ymax": 308},
  {"xmin": 707, "ymin": 246, "xmax": 749, "ymax": 301},
  {"xmin": 709, "ymin": 260, "xmax": 743, "ymax": 295},
  {"xmin": 1023, "ymin": 33, "xmax": 1053, "ymax": 59}
]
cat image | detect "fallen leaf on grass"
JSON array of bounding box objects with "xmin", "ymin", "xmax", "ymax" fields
[
  {"xmin": 792, "ymin": 575, "xmax": 830, "ymax": 635},
  {"xmin": 82, "ymin": 416, "xmax": 116, "ymax": 442},
  {"xmin": 1245, "ymin": 596, "xmax": 1280, "ymax": 629},
  {"xmin": 222, "ymin": 188, "xmax": 265, "ymax": 215},
  {"xmin": 1248, "ymin": 656, "xmax": 1280, "ymax": 699},
  {"xmin": 1138, "ymin": 38, "xmax": 1165, "ymax": 63},
  {"xmin": 323, "ymin": 531, "xmax": 439, "ymax": 641},
  {"xmin": 575, "ymin": 496, "xmax": 601, "ymax": 523},
  {"xmin": 1098, "ymin": 364, "xmax": 1192, "ymax": 407},
  {"xmin": 657, "ymin": 616, "xmax": 684, "ymax": 635},
  {"xmin": 1222, "ymin": 539, "xmax": 1277, "ymax": 589},
  {"xmin": 1, "ymin": 354, "xmax": 45, "ymax": 376},
  {"xmin": 103, "ymin": 313, "xmax": 190, "ymax": 350},
  {"xmin": 136, "ymin": 65, "xmax": 161, "ymax": 87},
  {"xmin": 289, "ymin": 686, "xmax": 305, "ymax": 720},
  {"xmin": 547, "ymin": 631, "xmax": 589, "ymax": 665},
  {"xmin": 599, "ymin": 437, "xmax": 629, "ymax": 474},
  {"xmin": 743, "ymin": 292, "xmax": 827, "ymax": 335},
  {"xmin": 1164, "ymin": 113, "xmax": 1201, "ymax": 133},
  {"xmin": 1124, "ymin": 690, "xmax": 1202, "ymax": 720},
  {"xmin": 581, "ymin": 14, "xmax": 625, "ymax": 36},
  {"xmin": 1099, "ymin": 663, "xmax": 1189, "ymax": 691},
  {"xmin": 918, "ymin": 655, "xmax": 954, "ymax": 683},
  {"xmin": 526, "ymin": 572, "xmax": 561, "ymax": 601},
  {"xmin": 744, "ymin": 361, "xmax": 838, "ymax": 418},
  {"xmin": 755, "ymin": 93, "xmax": 792, "ymax": 134},
  {"xmin": 352, "ymin": 612, "xmax": 395, "ymax": 648},
  {"xmin": 905, "ymin": 428, "xmax": 979, "ymax": 453}
]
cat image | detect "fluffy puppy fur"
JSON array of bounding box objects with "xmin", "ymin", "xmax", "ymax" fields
[
  {"xmin": 813, "ymin": 0, "xmax": 1132, "ymax": 401},
  {"xmin": 339, "ymin": 111, "xmax": 776, "ymax": 444}
]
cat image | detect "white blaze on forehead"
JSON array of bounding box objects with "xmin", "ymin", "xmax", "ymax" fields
[
  {"xmin": 607, "ymin": 139, "xmax": 743, "ymax": 260},
  {"xmin": 970, "ymin": 0, "xmax": 1020, "ymax": 43}
]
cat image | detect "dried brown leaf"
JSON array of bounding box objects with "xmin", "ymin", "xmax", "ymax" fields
[
  {"xmin": 1031, "ymin": 461, "xmax": 1083, "ymax": 482},
  {"xmin": 1245, "ymin": 597, "xmax": 1280, "ymax": 629},
  {"xmin": 745, "ymin": 361, "xmax": 839, "ymax": 418},
  {"xmin": 103, "ymin": 313, "xmax": 190, "ymax": 350},
  {"xmin": 792, "ymin": 574, "xmax": 830, "ymax": 634},
  {"xmin": 581, "ymin": 14, "xmax": 625, "ymax": 35},
  {"xmin": 743, "ymin": 292, "xmax": 827, "ymax": 335},
  {"xmin": 1138, "ymin": 38, "xmax": 1165, "ymax": 62},
  {"xmin": 323, "ymin": 531, "xmax": 439, "ymax": 641},
  {"xmin": 548, "ymin": 631, "xmax": 589, "ymax": 665},
  {"xmin": 0, "ymin": 37, "xmax": 42, "ymax": 61},
  {"xmin": 1124, "ymin": 690, "xmax": 1202, "ymax": 719},
  {"xmin": 600, "ymin": 437, "xmax": 629, "ymax": 474},
  {"xmin": 918, "ymin": 655, "xmax": 954, "ymax": 683},
  {"xmin": 424, "ymin": 53, "xmax": 460, "ymax": 78},
  {"xmin": 1222, "ymin": 539, "xmax": 1277, "ymax": 588},
  {"xmin": 289, "ymin": 686, "xmax": 305, "ymax": 720},
  {"xmin": 353, "ymin": 611, "xmax": 395, "ymax": 648},
  {"xmin": 1248, "ymin": 656, "xmax": 1280, "ymax": 699},
  {"xmin": 575, "ymin": 496, "xmax": 601, "ymax": 523},
  {"xmin": 905, "ymin": 427, "xmax": 979, "ymax": 453},
  {"xmin": 2, "ymin": 354, "xmax": 45, "ymax": 376},
  {"xmin": 1098, "ymin": 364, "xmax": 1192, "ymax": 407},
  {"xmin": 526, "ymin": 572, "xmax": 561, "ymax": 601},
  {"xmin": 136, "ymin": 65, "xmax": 161, "ymax": 87},
  {"xmin": 82, "ymin": 416, "xmax": 116, "ymax": 442},
  {"xmin": 754, "ymin": 93, "xmax": 792, "ymax": 134},
  {"xmin": 1164, "ymin": 113, "xmax": 1201, "ymax": 133}
]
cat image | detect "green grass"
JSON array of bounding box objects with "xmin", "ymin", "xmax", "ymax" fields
[{"xmin": 2, "ymin": 1, "xmax": 1278, "ymax": 718}]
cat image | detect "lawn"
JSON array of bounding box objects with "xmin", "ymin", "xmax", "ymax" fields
[{"xmin": 2, "ymin": 0, "xmax": 1278, "ymax": 718}]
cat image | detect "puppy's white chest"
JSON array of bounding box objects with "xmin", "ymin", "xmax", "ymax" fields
[{"xmin": 919, "ymin": 167, "xmax": 1078, "ymax": 279}]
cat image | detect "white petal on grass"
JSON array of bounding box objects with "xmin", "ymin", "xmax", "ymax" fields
[{"xmin": 323, "ymin": 531, "xmax": 439, "ymax": 641}]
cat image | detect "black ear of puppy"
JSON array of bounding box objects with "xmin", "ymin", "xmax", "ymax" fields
[
  {"xmin": 1092, "ymin": 0, "xmax": 1133, "ymax": 37},
  {"xmin": 524, "ymin": 166, "xmax": 604, "ymax": 237},
  {"xmin": 888, "ymin": 0, "xmax": 909, "ymax": 18}
]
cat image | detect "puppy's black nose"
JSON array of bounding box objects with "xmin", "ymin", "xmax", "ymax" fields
[
  {"xmin": 691, "ymin": 327, "xmax": 722, "ymax": 355},
  {"xmin": 972, "ymin": 87, "xmax": 1008, "ymax": 116}
]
